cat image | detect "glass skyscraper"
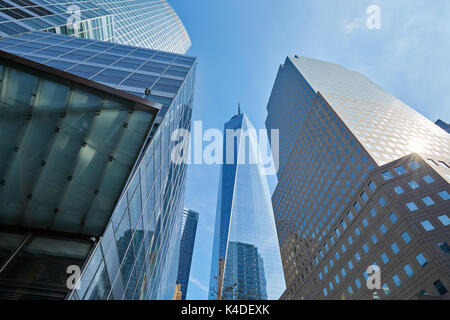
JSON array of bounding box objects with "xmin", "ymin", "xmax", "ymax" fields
[
  {"xmin": 266, "ymin": 55, "xmax": 450, "ymax": 300},
  {"xmin": 435, "ymin": 120, "xmax": 450, "ymax": 134},
  {"xmin": 0, "ymin": 0, "xmax": 190, "ymax": 54},
  {"xmin": 0, "ymin": 1, "xmax": 197, "ymax": 300},
  {"xmin": 176, "ymin": 208, "xmax": 199, "ymax": 300},
  {"xmin": 208, "ymin": 112, "xmax": 285, "ymax": 300}
]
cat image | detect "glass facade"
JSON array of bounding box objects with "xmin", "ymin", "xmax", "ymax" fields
[
  {"xmin": 0, "ymin": 31, "xmax": 195, "ymax": 106},
  {"xmin": 89, "ymin": 0, "xmax": 191, "ymax": 54},
  {"xmin": 0, "ymin": 0, "xmax": 190, "ymax": 54},
  {"xmin": 209, "ymin": 113, "xmax": 285, "ymax": 300},
  {"xmin": 435, "ymin": 120, "xmax": 450, "ymax": 134},
  {"xmin": 0, "ymin": 51, "xmax": 159, "ymax": 236},
  {"xmin": 266, "ymin": 56, "xmax": 450, "ymax": 300},
  {"xmin": 0, "ymin": 10, "xmax": 196, "ymax": 299},
  {"xmin": 0, "ymin": 0, "xmax": 114, "ymax": 41},
  {"xmin": 176, "ymin": 208, "xmax": 199, "ymax": 300}
]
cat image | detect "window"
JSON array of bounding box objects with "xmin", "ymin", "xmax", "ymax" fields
[
  {"xmin": 416, "ymin": 253, "xmax": 427, "ymax": 267},
  {"xmin": 389, "ymin": 213, "xmax": 398, "ymax": 224},
  {"xmin": 363, "ymin": 244, "xmax": 369, "ymax": 254},
  {"xmin": 403, "ymin": 264, "xmax": 414, "ymax": 278},
  {"xmin": 371, "ymin": 234, "xmax": 378, "ymax": 244},
  {"xmin": 335, "ymin": 228, "xmax": 341, "ymax": 238},
  {"xmin": 360, "ymin": 191, "xmax": 369, "ymax": 202},
  {"xmin": 408, "ymin": 161, "xmax": 421, "ymax": 170},
  {"xmin": 421, "ymin": 196, "xmax": 435, "ymax": 206},
  {"xmin": 335, "ymin": 252, "xmax": 340, "ymax": 260},
  {"xmin": 370, "ymin": 208, "xmax": 377, "ymax": 217},
  {"xmin": 392, "ymin": 274, "xmax": 402, "ymax": 287},
  {"xmin": 346, "ymin": 211, "xmax": 354, "ymax": 221},
  {"xmin": 348, "ymin": 261, "xmax": 354, "ymax": 270},
  {"xmin": 427, "ymin": 159, "xmax": 438, "ymax": 166},
  {"xmin": 348, "ymin": 286, "xmax": 354, "ymax": 295},
  {"xmin": 381, "ymin": 171, "xmax": 393, "ymax": 181},
  {"xmin": 401, "ymin": 231, "xmax": 412, "ymax": 244},
  {"xmin": 355, "ymin": 252, "xmax": 361, "ymax": 262},
  {"xmin": 324, "ymin": 266, "xmax": 328, "ymax": 274},
  {"xmin": 362, "ymin": 218, "xmax": 368, "ymax": 228},
  {"xmin": 363, "ymin": 271, "xmax": 369, "ymax": 281},
  {"xmin": 394, "ymin": 166, "xmax": 407, "ymax": 175},
  {"xmin": 341, "ymin": 268, "xmax": 347, "ymax": 277},
  {"xmin": 340, "ymin": 219, "xmax": 347, "ymax": 230},
  {"xmin": 315, "ymin": 256, "xmax": 319, "ymax": 265},
  {"xmin": 319, "ymin": 272, "xmax": 323, "ymax": 280},
  {"xmin": 408, "ymin": 181, "xmax": 420, "ymax": 190},
  {"xmin": 437, "ymin": 242, "xmax": 450, "ymax": 254},
  {"xmin": 423, "ymin": 175, "xmax": 435, "ymax": 184},
  {"xmin": 329, "ymin": 236, "xmax": 335, "ymax": 245},
  {"xmin": 368, "ymin": 181, "xmax": 376, "ymax": 192},
  {"xmin": 433, "ymin": 280, "xmax": 448, "ymax": 296},
  {"xmin": 406, "ymin": 202, "xmax": 419, "ymax": 212},
  {"xmin": 355, "ymin": 278, "xmax": 362, "ymax": 289},
  {"xmin": 320, "ymin": 250, "xmax": 324, "ymax": 258},
  {"xmin": 394, "ymin": 186, "xmax": 405, "ymax": 195},
  {"xmin": 391, "ymin": 242, "xmax": 400, "ymax": 254},
  {"xmin": 383, "ymin": 284, "xmax": 391, "ymax": 296},
  {"xmin": 420, "ymin": 220, "xmax": 435, "ymax": 231},
  {"xmin": 323, "ymin": 288, "xmax": 328, "ymax": 297},
  {"xmin": 380, "ymin": 224, "xmax": 387, "ymax": 234},
  {"xmin": 335, "ymin": 275, "xmax": 340, "ymax": 284},
  {"xmin": 381, "ymin": 252, "xmax": 389, "ymax": 264},
  {"xmin": 355, "ymin": 227, "xmax": 361, "ymax": 236},
  {"xmin": 348, "ymin": 236, "xmax": 353, "ymax": 245},
  {"xmin": 341, "ymin": 244, "xmax": 346, "ymax": 253},
  {"xmin": 439, "ymin": 161, "xmax": 450, "ymax": 169},
  {"xmin": 438, "ymin": 215, "xmax": 450, "ymax": 226},
  {"xmin": 438, "ymin": 190, "xmax": 450, "ymax": 201},
  {"xmin": 353, "ymin": 201, "xmax": 361, "ymax": 212},
  {"xmin": 379, "ymin": 197, "xmax": 386, "ymax": 207},
  {"xmin": 329, "ymin": 282, "xmax": 333, "ymax": 290},
  {"xmin": 324, "ymin": 243, "xmax": 329, "ymax": 252}
]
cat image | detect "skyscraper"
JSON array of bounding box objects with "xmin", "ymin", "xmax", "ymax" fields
[
  {"xmin": 0, "ymin": 0, "xmax": 190, "ymax": 54},
  {"xmin": 435, "ymin": 120, "xmax": 450, "ymax": 134},
  {"xmin": 0, "ymin": 1, "xmax": 196, "ymax": 300},
  {"xmin": 266, "ymin": 56, "xmax": 450, "ymax": 300},
  {"xmin": 176, "ymin": 208, "xmax": 199, "ymax": 300},
  {"xmin": 209, "ymin": 112, "xmax": 285, "ymax": 300}
]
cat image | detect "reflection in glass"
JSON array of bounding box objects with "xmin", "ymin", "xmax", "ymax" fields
[{"xmin": 209, "ymin": 113, "xmax": 285, "ymax": 300}]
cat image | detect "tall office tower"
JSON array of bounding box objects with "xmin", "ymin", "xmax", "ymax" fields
[
  {"xmin": 266, "ymin": 56, "xmax": 450, "ymax": 300},
  {"xmin": 208, "ymin": 112, "xmax": 285, "ymax": 300},
  {"xmin": 435, "ymin": 120, "xmax": 450, "ymax": 134},
  {"xmin": 0, "ymin": 0, "xmax": 190, "ymax": 54},
  {"xmin": 0, "ymin": 20, "xmax": 196, "ymax": 300},
  {"xmin": 176, "ymin": 208, "xmax": 199, "ymax": 300}
]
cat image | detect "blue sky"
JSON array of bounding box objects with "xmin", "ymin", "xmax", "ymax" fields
[{"xmin": 169, "ymin": 0, "xmax": 450, "ymax": 300}]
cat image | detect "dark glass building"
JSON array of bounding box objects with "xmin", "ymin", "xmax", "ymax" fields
[
  {"xmin": 435, "ymin": 120, "xmax": 450, "ymax": 134},
  {"xmin": 0, "ymin": 1, "xmax": 197, "ymax": 300},
  {"xmin": 176, "ymin": 208, "xmax": 199, "ymax": 300},
  {"xmin": 266, "ymin": 55, "xmax": 450, "ymax": 300},
  {"xmin": 208, "ymin": 112, "xmax": 285, "ymax": 300}
]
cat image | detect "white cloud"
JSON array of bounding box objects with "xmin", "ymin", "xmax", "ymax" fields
[
  {"xmin": 344, "ymin": 17, "xmax": 365, "ymax": 33},
  {"xmin": 190, "ymin": 276, "xmax": 208, "ymax": 293}
]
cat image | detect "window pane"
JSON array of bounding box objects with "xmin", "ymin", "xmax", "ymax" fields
[
  {"xmin": 438, "ymin": 215, "xmax": 450, "ymax": 226},
  {"xmin": 420, "ymin": 220, "xmax": 434, "ymax": 231}
]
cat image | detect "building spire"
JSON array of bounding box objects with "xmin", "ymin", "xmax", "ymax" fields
[{"xmin": 238, "ymin": 101, "xmax": 241, "ymax": 115}]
